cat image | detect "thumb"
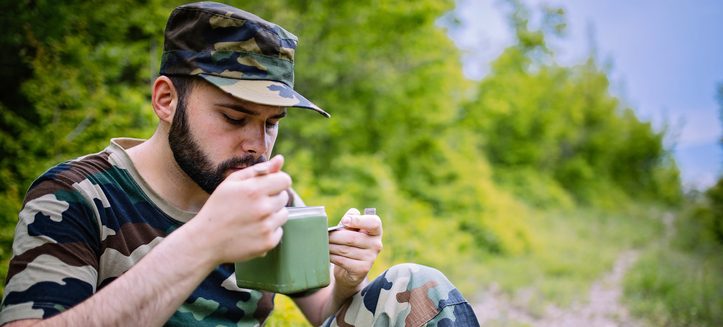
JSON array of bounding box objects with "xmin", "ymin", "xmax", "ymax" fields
[
  {"xmin": 344, "ymin": 208, "xmax": 361, "ymax": 216},
  {"xmin": 255, "ymin": 154, "xmax": 284, "ymax": 175},
  {"xmin": 340, "ymin": 208, "xmax": 360, "ymax": 226},
  {"xmin": 227, "ymin": 155, "xmax": 285, "ymax": 181}
]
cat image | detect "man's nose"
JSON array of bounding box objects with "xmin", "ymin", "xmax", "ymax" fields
[{"xmin": 241, "ymin": 123, "xmax": 268, "ymax": 155}]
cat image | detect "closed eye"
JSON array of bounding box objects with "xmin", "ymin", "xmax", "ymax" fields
[
  {"xmin": 266, "ymin": 120, "xmax": 279, "ymax": 129},
  {"xmin": 223, "ymin": 114, "xmax": 246, "ymax": 125}
]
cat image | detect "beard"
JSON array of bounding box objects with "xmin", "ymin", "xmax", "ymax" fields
[{"xmin": 168, "ymin": 99, "xmax": 266, "ymax": 194}]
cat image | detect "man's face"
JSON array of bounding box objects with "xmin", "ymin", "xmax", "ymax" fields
[{"xmin": 168, "ymin": 80, "xmax": 286, "ymax": 193}]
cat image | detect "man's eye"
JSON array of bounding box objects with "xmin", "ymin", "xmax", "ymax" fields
[
  {"xmin": 266, "ymin": 121, "xmax": 279, "ymax": 129},
  {"xmin": 224, "ymin": 114, "xmax": 245, "ymax": 125}
]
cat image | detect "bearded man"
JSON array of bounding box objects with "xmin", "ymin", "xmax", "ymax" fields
[{"xmin": 0, "ymin": 2, "xmax": 479, "ymax": 326}]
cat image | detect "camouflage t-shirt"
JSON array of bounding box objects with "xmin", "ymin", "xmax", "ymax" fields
[{"xmin": 0, "ymin": 138, "xmax": 293, "ymax": 326}]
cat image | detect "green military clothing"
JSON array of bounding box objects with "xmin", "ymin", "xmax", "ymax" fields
[
  {"xmin": 2, "ymin": 3, "xmax": 479, "ymax": 324},
  {"xmin": 324, "ymin": 263, "xmax": 479, "ymax": 326},
  {"xmin": 160, "ymin": 1, "xmax": 330, "ymax": 118},
  {"xmin": 0, "ymin": 139, "xmax": 278, "ymax": 325},
  {"xmin": 0, "ymin": 138, "xmax": 480, "ymax": 326}
]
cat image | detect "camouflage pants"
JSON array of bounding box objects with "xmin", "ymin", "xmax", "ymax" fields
[{"xmin": 322, "ymin": 264, "xmax": 480, "ymax": 327}]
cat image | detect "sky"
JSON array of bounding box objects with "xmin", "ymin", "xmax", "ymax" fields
[{"xmin": 444, "ymin": 0, "xmax": 723, "ymax": 190}]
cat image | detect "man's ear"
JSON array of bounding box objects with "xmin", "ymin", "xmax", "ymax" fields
[{"xmin": 152, "ymin": 76, "xmax": 179, "ymax": 124}]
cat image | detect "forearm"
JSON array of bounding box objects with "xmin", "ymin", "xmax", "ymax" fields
[
  {"xmin": 322, "ymin": 278, "xmax": 368, "ymax": 321},
  {"xmin": 295, "ymin": 276, "xmax": 367, "ymax": 326},
  {"xmin": 32, "ymin": 226, "xmax": 213, "ymax": 327},
  {"xmin": 3, "ymin": 159, "xmax": 292, "ymax": 327}
]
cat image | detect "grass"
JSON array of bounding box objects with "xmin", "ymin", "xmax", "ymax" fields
[
  {"xmin": 623, "ymin": 207, "xmax": 723, "ymax": 327},
  {"xmin": 472, "ymin": 207, "xmax": 662, "ymax": 311},
  {"xmin": 624, "ymin": 246, "xmax": 723, "ymax": 326}
]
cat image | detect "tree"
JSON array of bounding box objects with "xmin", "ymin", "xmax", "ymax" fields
[{"xmin": 460, "ymin": 0, "xmax": 681, "ymax": 207}]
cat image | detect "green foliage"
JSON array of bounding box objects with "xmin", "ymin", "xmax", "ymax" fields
[
  {"xmin": 493, "ymin": 167, "xmax": 575, "ymax": 210},
  {"xmin": 0, "ymin": 0, "xmax": 689, "ymax": 325},
  {"xmin": 246, "ymin": 0, "xmax": 533, "ymax": 260},
  {"xmin": 689, "ymin": 180, "xmax": 723, "ymax": 245},
  {"xmin": 0, "ymin": 0, "xmax": 178, "ymax": 268},
  {"xmin": 266, "ymin": 295, "xmax": 310, "ymax": 326},
  {"xmin": 622, "ymin": 67, "xmax": 723, "ymax": 327},
  {"xmin": 464, "ymin": 53, "xmax": 681, "ymax": 207},
  {"xmin": 625, "ymin": 246, "xmax": 723, "ymax": 326},
  {"xmin": 623, "ymin": 174, "xmax": 723, "ymax": 326},
  {"xmin": 624, "ymin": 202, "xmax": 723, "ymax": 326},
  {"xmin": 461, "ymin": 1, "xmax": 681, "ymax": 208}
]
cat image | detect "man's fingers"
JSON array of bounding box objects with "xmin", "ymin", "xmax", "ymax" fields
[
  {"xmin": 226, "ymin": 167, "xmax": 291, "ymax": 197},
  {"xmin": 226, "ymin": 155, "xmax": 285, "ymax": 181},
  {"xmin": 329, "ymin": 254, "xmax": 371, "ymax": 279},
  {"xmin": 258, "ymin": 221, "xmax": 285, "ymax": 257},
  {"xmin": 328, "ymin": 229, "xmax": 383, "ymax": 253},
  {"xmin": 253, "ymin": 172, "xmax": 292, "ymax": 195},
  {"xmin": 272, "ymin": 189, "xmax": 290, "ymax": 209},
  {"xmin": 253, "ymin": 154, "xmax": 284, "ymax": 175},
  {"xmin": 341, "ymin": 213, "xmax": 382, "ymax": 236},
  {"xmin": 329, "ymin": 243, "xmax": 377, "ymax": 261},
  {"xmin": 269, "ymin": 207, "xmax": 289, "ymax": 229},
  {"xmin": 343, "ymin": 208, "xmax": 360, "ymax": 216},
  {"xmin": 328, "ymin": 229, "xmax": 365, "ymax": 248}
]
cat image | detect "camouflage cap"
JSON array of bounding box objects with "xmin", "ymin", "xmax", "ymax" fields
[{"xmin": 160, "ymin": 1, "xmax": 329, "ymax": 117}]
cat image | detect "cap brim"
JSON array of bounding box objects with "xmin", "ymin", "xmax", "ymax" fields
[{"xmin": 199, "ymin": 74, "xmax": 330, "ymax": 118}]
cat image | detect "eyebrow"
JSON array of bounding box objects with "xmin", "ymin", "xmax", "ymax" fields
[{"xmin": 215, "ymin": 102, "xmax": 287, "ymax": 119}]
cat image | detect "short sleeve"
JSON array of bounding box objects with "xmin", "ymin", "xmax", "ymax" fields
[{"xmin": 0, "ymin": 170, "xmax": 101, "ymax": 324}]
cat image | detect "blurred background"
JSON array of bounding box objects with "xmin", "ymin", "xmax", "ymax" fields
[{"xmin": 0, "ymin": 0, "xmax": 720, "ymax": 326}]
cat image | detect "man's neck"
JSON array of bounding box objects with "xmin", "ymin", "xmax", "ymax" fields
[{"xmin": 126, "ymin": 132, "xmax": 210, "ymax": 212}]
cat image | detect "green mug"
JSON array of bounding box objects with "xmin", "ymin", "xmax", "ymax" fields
[{"xmin": 235, "ymin": 206, "xmax": 331, "ymax": 294}]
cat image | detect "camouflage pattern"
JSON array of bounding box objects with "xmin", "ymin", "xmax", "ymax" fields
[
  {"xmin": 0, "ymin": 138, "xmax": 278, "ymax": 326},
  {"xmin": 0, "ymin": 138, "xmax": 479, "ymax": 326},
  {"xmin": 323, "ymin": 263, "xmax": 480, "ymax": 326},
  {"xmin": 160, "ymin": 1, "xmax": 330, "ymax": 117}
]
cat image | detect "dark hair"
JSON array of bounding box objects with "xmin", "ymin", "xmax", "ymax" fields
[{"xmin": 164, "ymin": 75, "xmax": 203, "ymax": 108}]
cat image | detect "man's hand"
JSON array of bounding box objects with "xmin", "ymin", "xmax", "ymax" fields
[
  {"xmin": 4, "ymin": 155, "xmax": 293, "ymax": 327},
  {"xmin": 189, "ymin": 154, "xmax": 292, "ymax": 265},
  {"xmin": 328, "ymin": 208, "xmax": 383, "ymax": 291}
]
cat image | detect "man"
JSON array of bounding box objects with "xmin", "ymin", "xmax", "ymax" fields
[{"xmin": 0, "ymin": 2, "xmax": 479, "ymax": 326}]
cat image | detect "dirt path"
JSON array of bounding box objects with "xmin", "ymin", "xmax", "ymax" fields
[{"xmin": 473, "ymin": 250, "xmax": 642, "ymax": 326}]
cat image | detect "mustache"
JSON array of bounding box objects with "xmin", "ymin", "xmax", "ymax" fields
[{"xmin": 217, "ymin": 154, "xmax": 267, "ymax": 173}]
